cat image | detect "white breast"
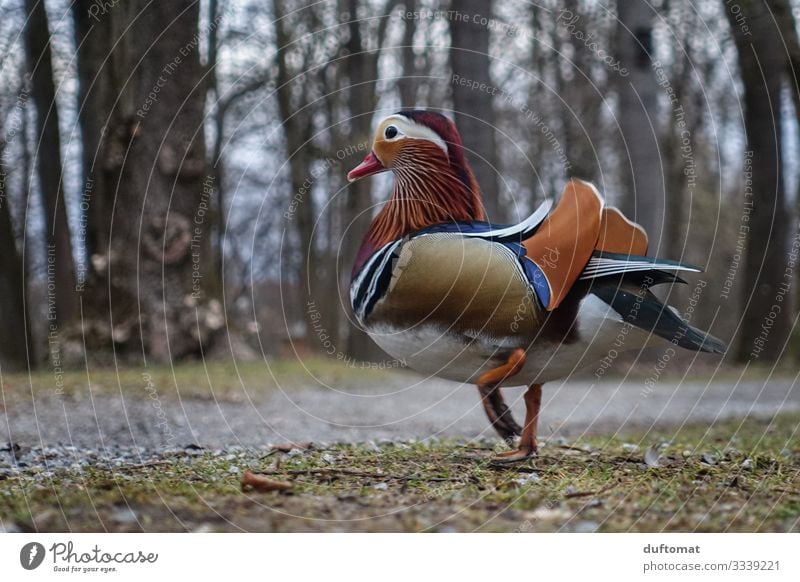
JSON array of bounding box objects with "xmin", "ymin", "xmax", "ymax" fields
[{"xmin": 367, "ymin": 294, "xmax": 655, "ymax": 386}]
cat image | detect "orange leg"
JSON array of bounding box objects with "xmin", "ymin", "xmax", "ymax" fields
[
  {"xmin": 476, "ymin": 349, "xmax": 526, "ymax": 442},
  {"xmin": 493, "ymin": 383, "xmax": 542, "ymax": 463}
]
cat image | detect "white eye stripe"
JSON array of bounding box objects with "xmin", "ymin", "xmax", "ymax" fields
[{"xmin": 379, "ymin": 114, "xmax": 449, "ymax": 155}]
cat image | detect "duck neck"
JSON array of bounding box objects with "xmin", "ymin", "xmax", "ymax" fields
[{"xmin": 365, "ymin": 155, "xmax": 484, "ymax": 250}]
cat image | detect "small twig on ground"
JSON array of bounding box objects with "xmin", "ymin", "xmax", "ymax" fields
[
  {"xmin": 556, "ymin": 445, "xmax": 588, "ymax": 453},
  {"xmin": 254, "ymin": 467, "xmax": 472, "ymax": 483},
  {"xmin": 270, "ymin": 442, "xmax": 313, "ymax": 453},
  {"xmin": 108, "ymin": 460, "xmax": 175, "ymax": 473},
  {"xmin": 564, "ymin": 482, "xmax": 618, "ymax": 499}
]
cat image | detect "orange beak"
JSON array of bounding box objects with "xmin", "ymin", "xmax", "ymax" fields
[{"xmin": 347, "ymin": 151, "xmax": 387, "ymax": 182}]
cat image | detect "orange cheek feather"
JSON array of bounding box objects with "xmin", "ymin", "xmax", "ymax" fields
[{"xmin": 374, "ymin": 140, "xmax": 402, "ymax": 167}]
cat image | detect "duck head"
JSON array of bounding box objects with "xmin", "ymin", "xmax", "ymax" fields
[{"xmin": 348, "ymin": 111, "xmax": 485, "ymax": 249}]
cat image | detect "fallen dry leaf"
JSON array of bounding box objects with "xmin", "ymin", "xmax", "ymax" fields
[{"xmin": 241, "ymin": 470, "xmax": 293, "ymax": 492}]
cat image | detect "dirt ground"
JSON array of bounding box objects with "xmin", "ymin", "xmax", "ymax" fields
[
  {"xmin": 1, "ymin": 360, "xmax": 798, "ymax": 532},
  {"xmin": 1, "ymin": 360, "xmax": 797, "ymax": 448}
]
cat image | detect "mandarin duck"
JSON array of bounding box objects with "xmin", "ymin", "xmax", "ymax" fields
[{"xmin": 347, "ymin": 110, "xmax": 726, "ymax": 462}]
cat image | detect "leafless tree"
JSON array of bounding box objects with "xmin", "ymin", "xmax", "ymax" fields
[
  {"xmin": 449, "ymin": 0, "xmax": 501, "ymax": 221},
  {"xmin": 616, "ymin": 0, "xmax": 666, "ymax": 251},
  {"xmin": 24, "ymin": 0, "xmax": 78, "ymax": 330},
  {"xmin": 71, "ymin": 0, "xmax": 221, "ymax": 362},
  {"xmin": 724, "ymin": 0, "xmax": 792, "ymax": 363},
  {"xmin": 0, "ymin": 97, "xmax": 32, "ymax": 371}
]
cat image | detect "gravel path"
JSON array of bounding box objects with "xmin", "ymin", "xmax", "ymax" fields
[{"xmin": 3, "ymin": 373, "xmax": 798, "ymax": 452}]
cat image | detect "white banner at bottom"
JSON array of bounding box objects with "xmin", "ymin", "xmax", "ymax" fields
[{"xmin": 1, "ymin": 533, "xmax": 797, "ymax": 581}]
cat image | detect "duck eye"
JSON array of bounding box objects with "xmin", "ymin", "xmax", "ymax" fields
[{"xmin": 384, "ymin": 125, "xmax": 398, "ymax": 139}]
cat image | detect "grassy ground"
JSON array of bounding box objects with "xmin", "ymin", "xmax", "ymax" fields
[
  {"xmin": 2, "ymin": 413, "xmax": 797, "ymax": 532},
  {"xmin": 3, "ymin": 354, "xmax": 794, "ymax": 402},
  {"xmin": 0, "ymin": 357, "xmax": 399, "ymax": 402}
]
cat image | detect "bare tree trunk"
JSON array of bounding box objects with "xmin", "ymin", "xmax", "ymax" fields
[
  {"xmin": 72, "ymin": 0, "xmax": 112, "ymax": 267},
  {"xmin": 398, "ymin": 0, "xmax": 417, "ymax": 107},
  {"xmin": 20, "ymin": 100, "xmax": 37, "ymax": 366},
  {"xmin": 449, "ymin": 0, "xmax": 501, "ymax": 221},
  {"xmin": 616, "ymin": 0, "xmax": 666, "ymax": 252},
  {"xmin": 72, "ymin": 0, "xmax": 220, "ymax": 361},
  {"xmin": 663, "ymin": 116, "xmax": 687, "ymax": 261},
  {"xmin": 527, "ymin": 5, "xmax": 555, "ymax": 197},
  {"xmin": 558, "ymin": 0, "xmax": 601, "ymax": 182},
  {"xmin": 24, "ymin": 0, "xmax": 78, "ymax": 331},
  {"xmin": 771, "ymin": 0, "xmax": 800, "ymax": 334},
  {"xmin": 0, "ymin": 148, "xmax": 30, "ymax": 372},
  {"xmin": 341, "ymin": 0, "xmax": 389, "ymax": 361},
  {"xmin": 663, "ymin": 35, "xmax": 690, "ymax": 261},
  {"xmin": 773, "ymin": 0, "xmax": 800, "ymax": 127},
  {"xmin": 272, "ymin": 0, "xmax": 322, "ymax": 354},
  {"xmin": 725, "ymin": 0, "xmax": 791, "ymax": 363},
  {"xmin": 207, "ymin": 0, "xmax": 225, "ymax": 291}
]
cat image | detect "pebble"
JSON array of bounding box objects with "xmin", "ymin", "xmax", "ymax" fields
[
  {"xmin": 515, "ymin": 473, "xmax": 540, "ymax": 485},
  {"xmin": 110, "ymin": 507, "xmax": 139, "ymax": 524}
]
